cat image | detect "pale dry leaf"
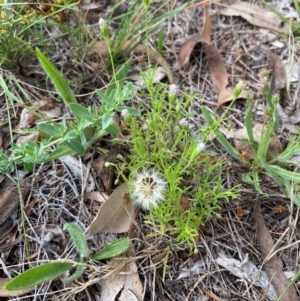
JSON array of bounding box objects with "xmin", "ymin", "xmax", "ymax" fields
[
  {"xmin": 254, "ymin": 199, "xmax": 298, "ymax": 301},
  {"xmin": 0, "ymin": 278, "xmax": 34, "ymax": 297},
  {"xmin": 205, "ymin": 44, "xmax": 228, "ymax": 94},
  {"xmin": 84, "ymin": 191, "xmax": 108, "ymax": 203},
  {"xmin": 234, "ymin": 123, "xmax": 282, "ymax": 159},
  {"xmin": 60, "ymin": 155, "xmax": 95, "ymax": 192},
  {"xmin": 18, "ymin": 98, "xmax": 62, "ymax": 129},
  {"xmin": 220, "ymin": 2, "xmax": 290, "ymax": 33},
  {"xmin": 216, "ymin": 252, "xmax": 277, "ymax": 300},
  {"xmin": 91, "ymin": 41, "xmax": 173, "ymax": 84},
  {"xmin": 89, "ymin": 184, "xmax": 136, "ymax": 235},
  {"xmin": 130, "ymin": 67, "xmax": 167, "ymax": 89},
  {"xmin": 217, "ymin": 88, "xmax": 249, "ymax": 108},
  {"xmin": 100, "ymin": 251, "xmax": 143, "ymax": 301}
]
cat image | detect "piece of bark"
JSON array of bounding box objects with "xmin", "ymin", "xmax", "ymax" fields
[{"xmin": 254, "ymin": 199, "xmax": 298, "ymax": 301}]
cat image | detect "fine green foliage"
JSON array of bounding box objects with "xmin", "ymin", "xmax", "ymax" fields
[
  {"xmin": 5, "ymin": 223, "xmax": 130, "ymax": 291},
  {"xmin": 120, "ymin": 80, "xmax": 240, "ymax": 252}
]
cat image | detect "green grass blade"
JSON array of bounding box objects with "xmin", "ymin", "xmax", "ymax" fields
[
  {"xmin": 36, "ymin": 48, "xmax": 78, "ymax": 106},
  {"xmin": 5, "ymin": 262, "xmax": 73, "ymax": 291}
]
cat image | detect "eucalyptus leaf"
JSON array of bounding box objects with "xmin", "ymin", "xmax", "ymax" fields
[
  {"xmin": 5, "ymin": 262, "xmax": 73, "ymax": 291},
  {"xmin": 63, "ymin": 223, "xmax": 89, "ymax": 259},
  {"xmin": 91, "ymin": 238, "xmax": 130, "ymax": 261}
]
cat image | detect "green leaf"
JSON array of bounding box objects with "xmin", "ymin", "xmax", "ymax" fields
[
  {"xmin": 38, "ymin": 124, "xmax": 60, "ymax": 136},
  {"xmin": 106, "ymin": 59, "xmax": 132, "ymax": 96},
  {"xmin": 62, "ymin": 264, "xmax": 86, "ymax": 283},
  {"xmin": 105, "ymin": 124, "xmax": 120, "ymax": 135},
  {"xmin": 5, "ymin": 262, "xmax": 73, "ymax": 291},
  {"xmin": 63, "ymin": 223, "xmax": 89, "ymax": 259},
  {"xmin": 91, "ymin": 238, "xmax": 130, "ymax": 261},
  {"xmin": 69, "ymin": 104, "xmax": 94, "ymax": 121},
  {"xmin": 36, "ymin": 49, "xmax": 77, "ymax": 106},
  {"xmin": 24, "ymin": 162, "xmax": 34, "ymax": 172},
  {"xmin": 102, "ymin": 113, "xmax": 113, "ymax": 130},
  {"xmin": 47, "ymin": 146, "xmax": 74, "ymax": 161},
  {"xmin": 64, "ymin": 140, "xmax": 85, "ymax": 156}
]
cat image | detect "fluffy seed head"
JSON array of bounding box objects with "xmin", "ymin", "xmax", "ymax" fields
[{"xmin": 130, "ymin": 169, "xmax": 167, "ymax": 210}]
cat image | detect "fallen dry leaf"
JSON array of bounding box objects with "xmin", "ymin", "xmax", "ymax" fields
[
  {"xmin": 205, "ymin": 44, "xmax": 228, "ymax": 94},
  {"xmin": 0, "ymin": 183, "xmax": 29, "ymax": 226},
  {"xmin": 89, "ymin": 184, "xmax": 136, "ymax": 235},
  {"xmin": 254, "ymin": 199, "xmax": 298, "ymax": 301},
  {"xmin": 0, "ymin": 278, "xmax": 34, "ymax": 297},
  {"xmin": 217, "ymin": 88, "xmax": 249, "ymax": 108},
  {"xmin": 265, "ymin": 50, "xmax": 287, "ymax": 95},
  {"xmin": 84, "ymin": 191, "xmax": 108, "ymax": 204},
  {"xmin": 92, "ymin": 148, "xmax": 121, "ymax": 191},
  {"xmin": 100, "ymin": 245, "xmax": 143, "ymax": 301},
  {"xmin": 0, "ymin": 223, "xmax": 21, "ymax": 253},
  {"xmin": 91, "ymin": 41, "xmax": 173, "ymax": 84},
  {"xmin": 234, "ymin": 123, "xmax": 282, "ymax": 160},
  {"xmin": 18, "ymin": 98, "xmax": 62, "ymax": 129},
  {"xmin": 60, "ymin": 155, "xmax": 95, "ymax": 192},
  {"xmin": 220, "ymin": 2, "xmax": 290, "ymax": 33},
  {"xmin": 179, "ymin": 4, "xmax": 211, "ymax": 69}
]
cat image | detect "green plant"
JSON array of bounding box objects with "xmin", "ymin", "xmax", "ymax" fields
[
  {"xmin": 0, "ymin": 49, "xmax": 139, "ymax": 173},
  {"xmin": 203, "ymin": 84, "xmax": 300, "ymax": 206},
  {"xmin": 5, "ymin": 223, "xmax": 130, "ymax": 291},
  {"xmin": 118, "ymin": 79, "xmax": 240, "ymax": 252}
]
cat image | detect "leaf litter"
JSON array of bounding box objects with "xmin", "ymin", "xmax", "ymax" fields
[{"xmin": 1, "ymin": 0, "xmax": 300, "ymax": 300}]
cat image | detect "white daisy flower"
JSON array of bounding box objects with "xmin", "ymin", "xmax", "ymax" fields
[{"xmin": 130, "ymin": 169, "xmax": 167, "ymax": 210}]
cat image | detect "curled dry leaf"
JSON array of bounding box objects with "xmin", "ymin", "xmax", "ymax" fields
[
  {"xmin": 217, "ymin": 88, "xmax": 249, "ymax": 108},
  {"xmin": 18, "ymin": 98, "xmax": 62, "ymax": 129},
  {"xmin": 90, "ymin": 41, "xmax": 173, "ymax": 84},
  {"xmin": 220, "ymin": 2, "xmax": 290, "ymax": 33},
  {"xmin": 254, "ymin": 199, "xmax": 298, "ymax": 301},
  {"xmin": 89, "ymin": 184, "xmax": 136, "ymax": 235},
  {"xmin": 179, "ymin": 5, "xmax": 211, "ymax": 69},
  {"xmin": 205, "ymin": 44, "xmax": 228, "ymax": 94},
  {"xmin": 265, "ymin": 50, "xmax": 286, "ymax": 95}
]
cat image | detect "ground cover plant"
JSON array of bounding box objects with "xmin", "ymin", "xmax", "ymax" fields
[{"xmin": 0, "ymin": 0, "xmax": 300, "ymax": 300}]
